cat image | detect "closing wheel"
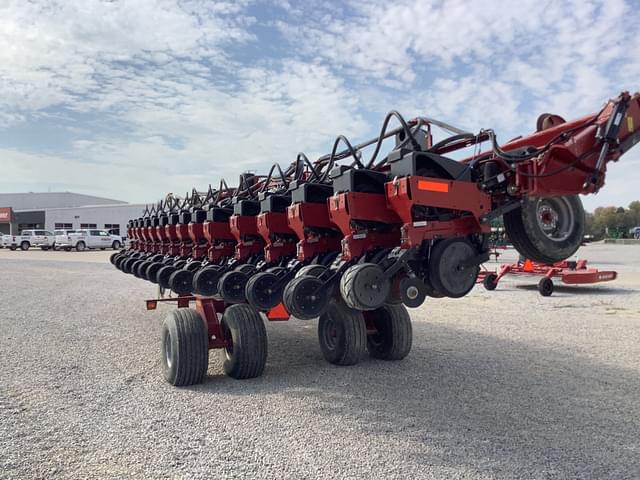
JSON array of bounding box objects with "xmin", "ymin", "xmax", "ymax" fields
[
  {"xmin": 193, "ymin": 266, "xmax": 223, "ymax": 296},
  {"xmin": 398, "ymin": 277, "xmax": 427, "ymax": 308},
  {"xmin": 295, "ymin": 264, "xmax": 326, "ymax": 278},
  {"xmin": 538, "ymin": 277, "xmax": 554, "ymax": 296},
  {"xmin": 169, "ymin": 269, "xmax": 194, "ymax": 296},
  {"xmin": 365, "ymin": 304, "xmax": 412, "ymax": 360},
  {"xmin": 283, "ymin": 275, "xmax": 329, "ymax": 320},
  {"xmin": 483, "ymin": 273, "xmax": 498, "ymax": 291},
  {"xmin": 218, "ymin": 271, "xmax": 249, "ymax": 304},
  {"xmin": 235, "ymin": 263, "xmax": 257, "ymax": 274},
  {"xmin": 246, "ymin": 272, "xmax": 283, "ymax": 311},
  {"xmin": 340, "ymin": 263, "xmax": 391, "ymax": 311},
  {"xmin": 220, "ymin": 304, "xmax": 268, "ymax": 379},
  {"xmin": 161, "ymin": 308, "xmax": 209, "ymax": 386},
  {"xmin": 318, "ymin": 299, "xmax": 366, "ymax": 366},
  {"xmin": 157, "ymin": 266, "xmax": 177, "ymax": 289},
  {"xmin": 185, "ymin": 261, "xmax": 202, "ymax": 272},
  {"xmin": 146, "ymin": 262, "xmax": 164, "ymax": 284},
  {"xmin": 504, "ymin": 195, "xmax": 585, "ymax": 264},
  {"xmin": 429, "ymin": 239, "xmax": 479, "ymax": 298},
  {"xmin": 135, "ymin": 260, "xmax": 152, "ymax": 279}
]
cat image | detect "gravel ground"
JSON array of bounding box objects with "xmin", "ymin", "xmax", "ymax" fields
[{"xmin": 1, "ymin": 244, "xmax": 639, "ymax": 479}]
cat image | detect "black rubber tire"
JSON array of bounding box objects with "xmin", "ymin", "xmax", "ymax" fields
[
  {"xmin": 504, "ymin": 195, "xmax": 585, "ymax": 264},
  {"xmin": 245, "ymin": 272, "xmax": 283, "ymax": 311},
  {"xmin": 157, "ymin": 266, "xmax": 177, "ymax": 289},
  {"xmin": 137, "ymin": 261, "xmax": 153, "ymax": 280},
  {"xmin": 161, "ymin": 308, "xmax": 209, "ymax": 386},
  {"xmin": 340, "ymin": 263, "xmax": 390, "ymax": 311},
  {"xmin": 132, "ymin": 260, "xmax": 146, "ymax": 278},
  {"xmin": 429, "ymin": 238, "xmax": 479, "ymax": 298},
  {"xmin": 295, "ymin": 264, "xmax": 326, "ymax": 278},
  {"xmin": 112, "ymin": 241, "xmax": 121, "ymax": 250},
  {"xmin": 483, "ymin": 273, "xmax": 498, "ymax": 291},
  {"xmin": 318, "ymin": 299, "xmax": 366, "ymax": 366},
  {"xmin": 220, "ymin": 304, "xmax": 268, "ymax": 379},
  {"xmin": 218, "ymin": 271, "xmax": 249, "ymax": 304},
  {"xmin": 76, "ymin": 241, "xmax": 86, "ymax": 252},
  {"xmin": 366, "ymin": 304, "xmax": 412, "ymax": 360},
  {"xmin": 283, "ymin": 275, "xmax": 329, "ymax": 320},
  {"xmin": 173, "ymin": 259, "xmax": 187, "ymax": 269},
  {"xmin": 146, "ymin": 262, "xmax": 164, "ymax": 284},
  {"xmin": 122, "ymin": 257, "xmax": 137, "ymax": 274},
  {"xmin": 169, "ymin": 269, "xmax": 194, "ymax": 296},
  {"xmin": 110, "ymin": 252, "xmax": 120, "ymax": 265},
  {"xmin": 192, "ymin": 266, "xmax": 223, "ymax": 296},
  {"xmin": 41, "ymin": 246, "xmax": 50, "ymax": 251},
  {"xmin": 398, "ymin": 276, "xmax": 427, "ymax": 308},
  {"xmin": 538, "ymin": 277, "xmax": 554, "ymax": 296},
  {"xmin": 20, "ymin": 241, "xmax": 29, "ymax": 251},
  {"xmin": 185, "ymin": 261, "xmax": 202, "ymax": 272}
]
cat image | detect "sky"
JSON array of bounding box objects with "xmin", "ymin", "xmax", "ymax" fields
[{"xmin": 0, "ymin": 0, "xmax": 638, "ymax": 212}]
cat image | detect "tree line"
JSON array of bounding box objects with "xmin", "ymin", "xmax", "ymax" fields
[{"xmin": 585, "ymin": 201, "xmax": 640, "ymax": 239}]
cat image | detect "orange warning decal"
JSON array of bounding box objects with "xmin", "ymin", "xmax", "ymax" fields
[{"xmin": 417, "ymin": 180, "xmax": 449, "ymax": 192}]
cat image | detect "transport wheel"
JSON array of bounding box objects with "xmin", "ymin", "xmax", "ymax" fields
[
  {"xmin": 295, "ymin": 264, "xmax": 326, "ymax": 278},
  {"xmin": 283, "ymin": 275, "xmax": 329, "ymax": 320},
  {"xmin": 169, "ymin": 269, "xmax": 194, "ymax": 296},
  {"xmin": 218, "ymin": 271, "xmax": 249, "ymax": 304},
  {"xmin": 317, "ymin": 299, "xmax": 366, "ymax": 366},
  {"xmin": 185, "ymin": 261, "xmax": 202, "ymax": 272},
  {"xmin": 161, "ymin": 308, "xmax": 208, "ymax": 386},
  {"xmin": 428, "ymin": 239, "xmax": 479, "ymax": 298},
  {"xmin": 192, "ymin": 266, "xmax": 223, "ymax": 296},
  {"xmin": 504, "ymin": 195, "xmax": 584, "ymax": 264},
  {"xmin": 76, "ymin": 241, "xmax": 86, "ymax": 252},
  {"xmin": 112, "ymin": 240, "xmax": 121, "ymax": 250},
  {"xmin": 366, "ymin": 304, "xmax": 412, "ymax": 360},
  {"xmin": 220, "ymin": 304, "xmax": 268, "ymax": 379},
  {"xmin": 157, "ymin": 266, "xmax": 177, "ymax": 289},
  {"xmin": 146, "ymin": 262, "xmax": 164, "ymax": 284},
  {"xmin": 398, "ymin": 277, "xmax": 427, "ymax": 308},
  {"xmin": 340, "ymin": 263, "xmax": 390, "ymax": 311},
  {"xmin": 20, "ymin": 241, "xmax": 29, "ymax": 251},
  {"xmin": 538, "ymin": 277, "xmax": 554, "ymax": 296},
  {"xmin": 483, "ymin": 273, "xmax": 498, "ymax": 291},
  {"xmin": 245, "ymin": 272, "xmax": 283, "ymax": 311}
]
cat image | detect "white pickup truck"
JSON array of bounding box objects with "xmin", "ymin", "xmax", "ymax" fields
[
  {"xmin": 1, "ymin": 230, "xmax": 55, "ymax": 250},
  {"xmin": 56, "ymin": 229, "xmax": 123, "ymax": 251}
]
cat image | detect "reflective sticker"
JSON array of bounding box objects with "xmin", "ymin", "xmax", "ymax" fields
[
  {"xmin": 627, "ymin": 115, "xmax": 635, "ymax": 132},
  {"xmin": 417, "ymin": 180, "xmax": 449, "ymax": 192}
]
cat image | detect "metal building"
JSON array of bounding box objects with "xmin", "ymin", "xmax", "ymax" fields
[{"xmin": 0, "ymin": 192, "xmax": 146, "ymax": 235}]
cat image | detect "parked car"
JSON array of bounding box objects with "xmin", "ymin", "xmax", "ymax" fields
[
  {"xmin": 56, "ymin": 229, "xmax": 123, "ymax": 251},
  {"xmin": 1, "ymin": 230, "xmax": 55, "ymax": 250}
]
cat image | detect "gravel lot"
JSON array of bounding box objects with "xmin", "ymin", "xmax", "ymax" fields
[{"xmin": 1, "ymin": 244, "xmax": 639, "ymax": 479}]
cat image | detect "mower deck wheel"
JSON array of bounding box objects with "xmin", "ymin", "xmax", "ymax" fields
[
  {"xmin": 538, "ymin": 277, "xmax": 554, "ymax": 296},
  {"xmin": 340, "ymin": 263, "xmax": 390, "ymax": 311},
  {"xmin": 161, "ymin": 308, "xmax": 208, "ymax": 386},
  {"xmin": 483, "ymin": 273, "xmax": 498, "ymax": 291},
  {"xmin": 318, "ymin": 299, "xmax": 366, "ymax": 366},
  {"xmin": 283, "ymin": 275, "xmax": 329, "ymax": 320},
  {"xmin": 366, "ymin": 304, "xmax": 412, "ymax": 360},
  {"xmin": 220, "ymin": 304, "xmax": 268, "ymax": 379}
]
